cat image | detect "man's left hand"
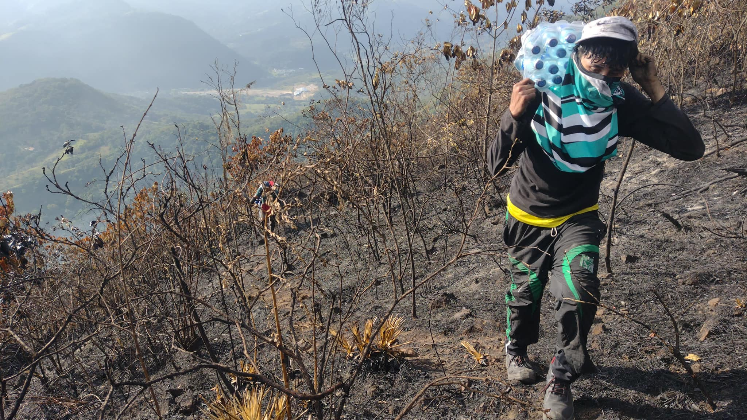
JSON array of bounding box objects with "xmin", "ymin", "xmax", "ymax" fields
[{"xmin": 629, "ymin": 53, "xmax": 665, "ymax": 103}]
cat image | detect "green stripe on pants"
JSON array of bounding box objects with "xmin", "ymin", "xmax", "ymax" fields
[
  {"xmin": 507, "ymin": 256, "xmax": 543, "ymax": 339},
  {"xmin": 561, "ymin": 244, "xmax": 599, "ymax": 317}
]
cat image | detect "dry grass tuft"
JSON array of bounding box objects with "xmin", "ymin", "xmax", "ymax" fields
[
  {"xmin": 351, "ymin": 318, "xmax": 376, "ymax": 354},
  {"xmin": 331, "ymin": 329, "xmax": 356, "ymax": 358},
  {"xmin": 332, "ymin": 316, "xmax": 411, "ymax": 359},
  {"xmin": 378, "ymin": 316, "xmax": 405, "ymax": 354},
  {"xmin": 461, "ymin": 340, "xmax": 488, "ymax": 366},
  {"xmin": 205, "ymin": 385, "xmax": 288, "ymax": 420}
]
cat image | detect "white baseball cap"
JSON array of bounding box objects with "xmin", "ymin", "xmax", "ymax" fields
[{"xmin": 578, "ymin": 16, "xmax": 638, "ymax": 44}]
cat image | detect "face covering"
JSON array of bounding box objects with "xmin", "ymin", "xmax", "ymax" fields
[
  {"xmin": 572, "ymin": 53, "xmax": 626, "ymax": 104},
  {"xmin": 531, "ymin": 53, "xmax": 625, "ymax": 173}
]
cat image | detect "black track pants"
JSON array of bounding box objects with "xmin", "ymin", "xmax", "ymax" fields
[{"xmin": 503, "ymin": 211, "xmax": 606, "ymax": 382}]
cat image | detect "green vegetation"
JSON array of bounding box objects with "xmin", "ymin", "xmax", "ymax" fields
[{"xmin": 0, "ymin": 77, "xmax": 312, "ymax": 224}]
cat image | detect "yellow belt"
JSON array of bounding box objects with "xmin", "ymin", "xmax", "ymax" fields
[{"xmin": 506, "ymin": 195, "xmax": 598, "ymax": 228}]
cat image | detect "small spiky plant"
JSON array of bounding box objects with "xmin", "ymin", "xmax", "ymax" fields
[
  {"xmin": 332, "ymin": 316, "xmax": 408, "ymax": 360},
  {"xmin": 206, "ymin": 360, "xmax": 287, "ymax": 420},
  {"xmin": 461, "ymin": 340, "xmax": 487, "ymax": 366},
  {"xmin": 378, "ymin": 316, "xmax": 405, "ymax": 356},
  {"xmin": 229, "ymin": 360, "xmax": 258, "ymax": 389},
  {"xmin": 350, "ymin": 318, "xmax": 375, "ymax": 354},
  {"xmin": 205, "ymin": 385, "xmax": 287, "ymax": 420},
  {"xmin": 330, "ymin": 329, "xmax": 356, "ymax": 358}
]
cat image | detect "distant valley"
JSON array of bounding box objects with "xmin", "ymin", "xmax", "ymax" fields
[
  {"xmin": 0, "ymin": 77, "xmax": 308, "ymax": 224},
  {"xmin": 0, "ymin": 0, "xmax": 450, "ymax": 224}
]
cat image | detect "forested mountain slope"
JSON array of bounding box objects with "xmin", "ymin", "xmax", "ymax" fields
[{"xmin": 0, "ymin": 78, "xmax": 218, "ymax": 220}]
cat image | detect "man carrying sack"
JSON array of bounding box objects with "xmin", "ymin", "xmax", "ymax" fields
[{"xmin": 487, "ymin": 16, "xmax": 704, "ymax": 420}]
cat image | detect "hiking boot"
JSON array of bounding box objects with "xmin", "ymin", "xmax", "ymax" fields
[
  {"xmin": 505, "ymin": 353, "xmax": 536, "ymax": 384},
  {"xmin": 542, "ymin": 375, "xmax": 574, "ymax": 420}
]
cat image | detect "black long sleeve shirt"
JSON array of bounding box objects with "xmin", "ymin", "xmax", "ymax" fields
[{"xmin": 487, "ymin": 83, "xmax": 704, "ymax": 219}]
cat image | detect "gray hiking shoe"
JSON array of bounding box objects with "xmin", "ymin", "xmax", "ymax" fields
[
  {"xmin": 505, "ymin": 353, "xmax": 536, "ymax": 384},
  {"xmin": 542, "ymin": 376, "xmax": 574, "ymax": 420}
]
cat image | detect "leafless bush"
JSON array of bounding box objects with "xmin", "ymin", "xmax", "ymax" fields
[
  {"xmin": 5, "ymin": 0, "xmax": 736, "ymax": 419},
  {"xmin": 616, "ymin": 0, "xmax": 746, "ymax": 105}
]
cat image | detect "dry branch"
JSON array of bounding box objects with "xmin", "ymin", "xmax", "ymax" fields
[
  {"xmin": 565, "ymin": 295, "xmax": 717, "ymax": 412},
  {"xmin": 604, "ymin": 139, "xmax": 636, "ymax": 273},
  {"xmin": 394, "ymin": 375, "xmax": 537, "ymax": 420},
  {"xmin": 703, "ymin": 136, "xmax": 747, "ymax": 157}
]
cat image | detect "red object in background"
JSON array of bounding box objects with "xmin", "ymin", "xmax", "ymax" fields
[{"xmin": 261, "ymin": 204, "xmax": 271, "ymax": 214}]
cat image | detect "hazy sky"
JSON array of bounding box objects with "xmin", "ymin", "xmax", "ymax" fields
[{"xmin": 0, "ymin": 0, "xmax": 585, "ymax": 92}]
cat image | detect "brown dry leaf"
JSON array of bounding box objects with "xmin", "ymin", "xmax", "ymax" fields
[
  {"xmin": 466, "ymin": 2, "xmax": 481, "ymax": 24},
  {"xmin": 453, "ymin": 45, "xmax": 465, "ymax": 60},
  {"xmin": 442, "ymin": 42, "xmax": 453, "ymax": 60},
  {"xmin": 516, "ymin": 23, "xmax": 523, "ymax": 32},
  {"xmin": 499, "ymin": 48, "xmax": 515, "ymax": 63},
  {"xmin": 480, "ymin": 0, "xmax": 495, "ymax": 8},
  {"xmin": 698, "ymin": 317, "xmax": 717, "ymax": 341},
  {"xmin": 372, "ymin": 70, "xmax": 380, "ymax": 90},
  {"xmin": 509, "ymin": 36, "xmax": 521, "ymax": 49},
  {"xmin": 482, "ymin": 15, "xmax": 492, "ymax": 29},
  {"xmin": 461, "ymin": 340, "xmax": 487, "ymax": 366},
  {"xmin": 684, "ymin": 353, "xmax": 701, "ymax": 362},
  {"xmin": 736, "ymin": 298, "xmax": 745, "ymax": 308}
]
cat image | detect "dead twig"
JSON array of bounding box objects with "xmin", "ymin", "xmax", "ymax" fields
[
  {"xmin": 394, "ymin": 378, "xmax": 463, "ymax": 420},
  {"xmin": 563, "ymin": 294, "xmax": 717, "ymax": 411},
  {"xmin": 660, "ymin": 211, "xmax": 684, "ymax": 231},
  {"xmin": 394, "ymin": 376, "xmax": 535, "ymax": 420},
  {"xmin": 703, "ymin": 136, "xmax": 747, "ymax": 157},
  {"xmin": 642, "ymin": 173, "xmax": 740, "ymax": 206},
  {"xmin": 605, "ymin": 139, "xmax": 636, "ymax": 273},
  {"xmin": 652, "ymin": 291, "xmax": 716, "ymax": 411},
  {"xmin": 169, "ymin": 247, "xmax": 233, "ymax": 391},
  {"xmin": 114, "ymin": 362, "xmax": 343, "ymax": 401},
  {"xmin": 263, "ymin": 214, "xmax": 292, "ymax": 420}
]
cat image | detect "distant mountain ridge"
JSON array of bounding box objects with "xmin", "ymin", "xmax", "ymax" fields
[
  {"xmin": 122, "ymin": 0, "xmax": 451, "ymax": 72},
  {"xmin": 0, "ymin": 78, "xmax": 141, "ymax": 152},
  {"xmin": 0, "ymin": 0, "xmax": 267, "ymax": 93},
  {"xmin": 0, "ymin": 77, "xmax": 219, "ymax": 221},
  {"xmin": 0, "ymin": 78, "xmax": 146, "ymax": 190}
]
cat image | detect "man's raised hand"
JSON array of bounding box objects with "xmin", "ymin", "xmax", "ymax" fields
[
  {"xmin": 629, "ymin": 53, "xmax": 665, "ymax": 103},
  {"xmin": 509, "ymin": 78, "xmax": 538, "ymax": 119}
]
